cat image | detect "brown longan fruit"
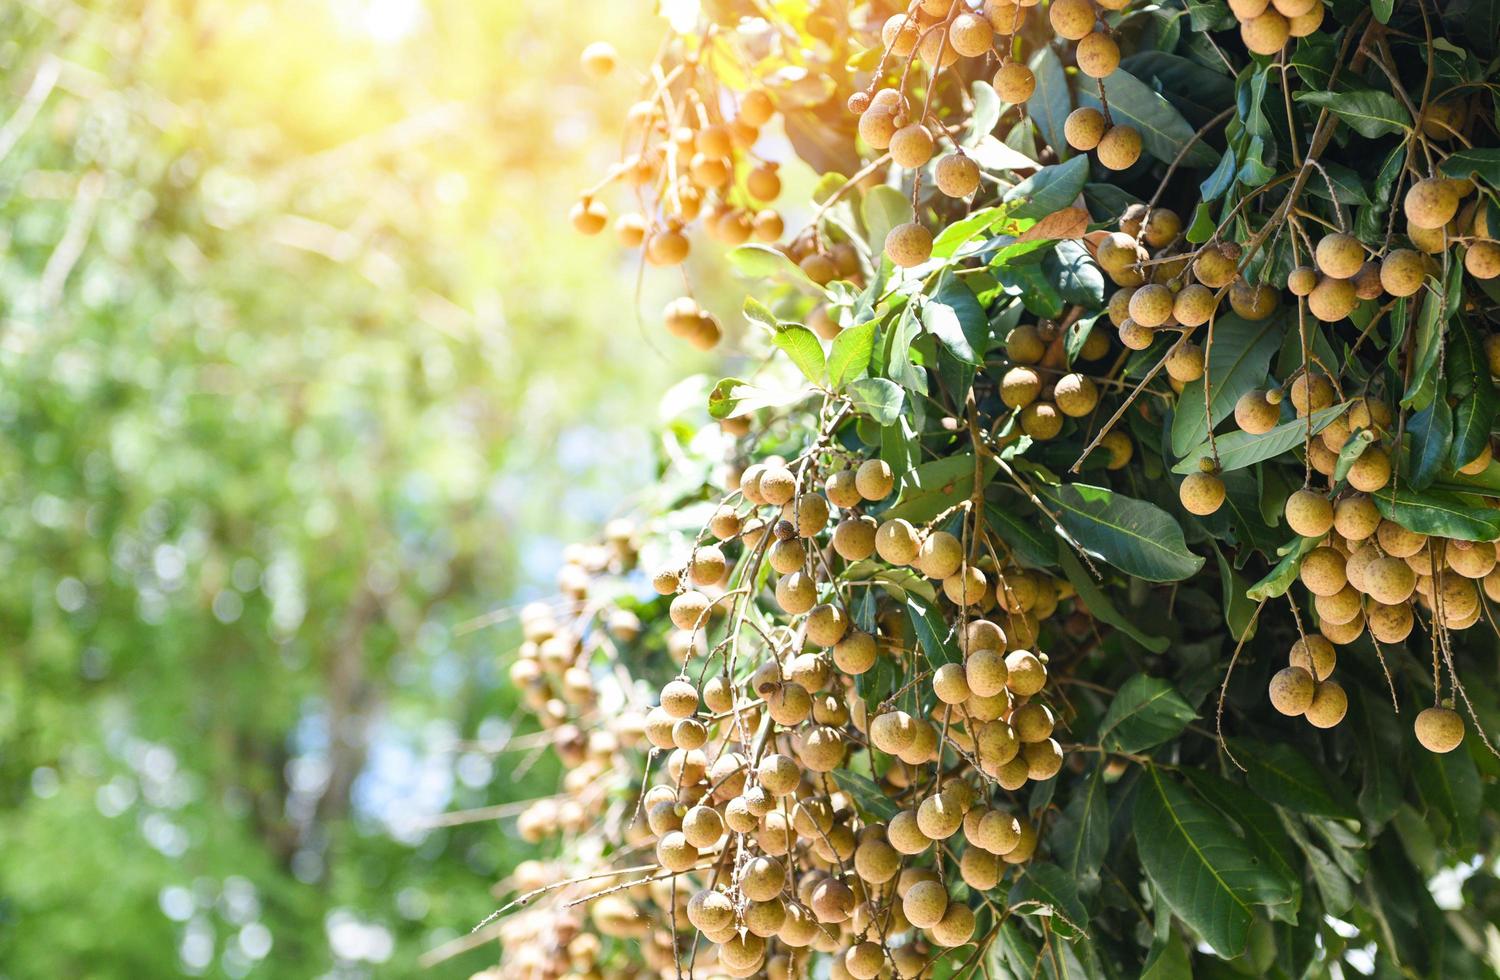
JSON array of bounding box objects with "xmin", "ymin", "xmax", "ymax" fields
[
  {"xmin": 1180, "ymin": 472, "xmax": 1226, "ymax": 516},
  {"xmin": 1079, "ymin": 328, "xmax": 1111, "ymax": 360},
  {"xmin": 902, "ymin": 880, "xmax": 948, "ymax": 929},
  {"xmin": 1229, "ymin": 0, "xmax": 1270, "ymax": 14},
  {"xmin": 844, "ymin": 942, "xmax": 885, "ymax": 980},
  {"xmin": 1468, "ymin": 241, "xmax": 1500, "ymax": 280},
  {"xmin": 1333, "ymin": 494, "xmax": 1380, "ymax": 541},
  {"xmin": 875, "ymin": 519, "xmax": 919, "ymax": 565},
  {"xmin": 832, "ymin": 516, "xmax": 878, "ymax": 561},
  {"xmin": 571, "ymin": 197, "xmax": 609, "ymax": 235},
  {"xmin": 855, "ymin": 459, "xmax": 895, "ymax": 501},
  {"xmin": 689, "ymin": 889, "xmax": 735, "ymax": 933},
  {"xmin": 858, "ymin": 107, "xmax": 898, "ymax": 150},
  {"xmin": 917, "ymin": 530, "xmax": 964, "ymax": 580},
  {"xmin": 1194, "ymin": 242, "xmax": 1241, "ymax": 288},
  {"xmin": 890, "ymin": 124, "xmax": 935, "ymax": 169},
  {"xmin": 949, "ymin": 12, "xmax": 995, "ymax": 56},
  {"xmin": 656, "ymin": 830, "xmax": 698, "ymax": 872},
  {"xmin": 1405, "ymin": 178, "xmax": 1460, "ymax": 230},
  {"xmin": 1308, "ymin": 276, "xmax": 1358, "ymax": 322},
  {"xmin": 1289, "ymin": 633, "xmax": 1336, "ymax": 681},
  {"xmin": 1076, "ymin": 32, "xmax": 1120, "ymax": 78},
  {"xmin": 993, "ymin": 61, "xmax": 1036, "ymax": 103},
  {"xmin": 1012, "ymin": 701, "xmax": 1056, "ymax": 742},
  {"xmin": 976, "ymin": 809, "xmax": 1022, "ymax": 854},
  {"xmin": 1065, "ymin": 106, "xmax": 1106, "ymax": 150},
  {"xmin": 1098, "ymin": 233, "xmax": 1148, "ymax": 283},
  {"xmin": 690, "ymin": 545, "xmax": 727, "ymax": 586},
  {"xmin": 1314, "ymin": 233, "xmax": 1366, "ymax": 280},
  {"xmin": 1376, "ymin": 519, "xmax": 1427, "ymax": 558},
  {"xmin": 1287, "ymin": 265, "xmax": 1318, "ymax": 295},
  {"xmin": 1241, "ymin": 11, "xmax": 1290, "ymax": 55},
  {"xmin": 1005, "ymin": 650, "xmax": 1047, "ymax": 696},
  {"xmin": 1353, "ymin": 260, "xmax": 1384, "ymax": 300},
  {"xmin": 965, "ymin": 648, "xmax": 1009, "ymax": 697},
  {"xmin": 1288, "ymin": 372, "xmax": 1333, "ymax": 415},
  {"xmin": 1053, "ymin": 373, "xmax": 1099, "ymax": 417},
  {"xmin": 1285, "ymin": 489, "xmax": 1334, "ymax": 537},
  {"xmin": 1166, "ymin": 343, "xmax": 1206, "ymax": 383},
  {"xmin": 833, "ymin": 630, "xmax": 877, "ymax": 676},
  {"xmin": 1415, "ymin": 706, "xmax": 1465, "ymax": 753},
  {"xmin": 1006, "ymin": 323, "xmax": 1047, "ymax": 363},
  {"xmin": 760, "ymin": 464, "xmax": 797, "ymax": 505},
  {"xmin": 1448, "ymin": 539, "xmax": 1497, "ymax": 579},
  {"xmin": 1269, "ymin": 666, "xmax": 1315, "ymax": 716},
  {"xmin": 1173, "ymin": 283, "xmax": 1217, "ymax": 327},
  {"xmin": 1101, "ymin": 429, "xmax": 1134, "ymax": 469},
  {"xmin": 776, "ymin": 571, "xmax": 817, "ymax": 613},
  {"xmin": 1235, "ymin": 389, "xmax": 1281, "ymax": 434},
  {"xmin": 825, "ymin": 469, "xmax": 860, "ymax": 508},
  {"xmin": 933, "ymin": 662, "xmax": 971, "ymax": 704},
  {"xmin": 1229, "ymin": 281, "xmax": 1279, "ymax": 320},
  {"xmin": 1314, "ymin": 585, "xmax": 1363, "ymax": 626},
  {"xmin": 1367, "ymin": 600, "xmax": 1413, "ymax": 642},
  {"xmin": 1300, "ymin": 548, "xmax": 1348, "ymax": 597},
  {"xmin": 1050, "ymin": 0, "xmax": 1095, "ymax": 38},
  {"xmin": 1001, "ymin": 366, "xmax": 1043, "ymax": 408},
  {"xmin": 882, "ymin": 14, "xmax": 919, "ymax": 56},
  {"xmin": 1128, "ymin": 283, "xmax": 1175, "ymax": 327},
  {"xmin": 807, "ymin": 603, "xmax": 849, "ymax": 646},
  {"xmin": 670, "ymin": 590, "xmax": 712, "ymax": 630},
  {"xmin": 1365, "ymin": 556, "xmax": 1416, "ymax": 604},
  {"xmin": 962, "ymin": 618, "xmax": 1007, "ymax": 652},
  {"xmin": 1347, "ymin": 447, "xmax": 1391, "ymax": 493},
  {"xmin": 615, "ymin": 212, "xmax": 648, "ymax": 247},
  {"xmin": 870, "ymin": 710, "xmax": 917, "ymax": 754},
  {"xmin": 930, "ymin": 903, "xmax": 977, "ymax": 947},
  {"xmin": 854, "ymin": 835, "xmax": 901, "ymax": 884},
  {"xmin": 1304, "ymin": 680, "xmax": 1348, "ymax": 728},
  {"xmin": 935, "ymin": 154, "xmax": 981, "ymax": 198},
  {"xmin": 918, "ymin": 25, "xmax": 961, "ymax": 68},
  {"xmin": 810, "ymin": 878, "xmax": 854, "ymax": 923},
  {"xmin": 1023, "ymin": 738, "xmax": 1064, "ymax": 780},
  {"xmin": 916, "ymin": 793, "xmax": 963, "ymax": 840},
  {"xmin": 1020, "ymin": 402, "xmax": 1064, "ymax": 440},
  {"xmin": 1097, "ymin": 125, "xmax": 1143, "ymax": 170},
  {"xmin": 886, "ymin": 222, "xmax": 934, "ymax": 268}
]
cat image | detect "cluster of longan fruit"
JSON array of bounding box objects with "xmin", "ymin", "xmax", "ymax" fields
[
  {"xmin": 1401, "ymin": 176, "xmax": 1500, "ymax": 282},
  {"xmin": 571, "ymin": 41, "xmax": 784, "ymax": 271},
  {"xmin": 1226, "ymin": 0, "xmax": 1325, "ymax": 54},
  {"xmin": 998, "ymin": 319, "xmax": 1133, "ymax": 465}
]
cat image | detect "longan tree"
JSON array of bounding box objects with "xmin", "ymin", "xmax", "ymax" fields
[{"xmin": 475, "ymin": 1, "xmax": 1500, "ymax": 978}]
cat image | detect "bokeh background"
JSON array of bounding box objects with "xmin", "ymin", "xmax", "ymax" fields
[{"xmin": 0, "ymin": 1, "xmax": 766, "ymax": 975}]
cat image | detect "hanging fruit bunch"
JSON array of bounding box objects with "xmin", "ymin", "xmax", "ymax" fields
[{"xmin": 468, "ymin": 1, "xmax": 1500, "ymax": 977}]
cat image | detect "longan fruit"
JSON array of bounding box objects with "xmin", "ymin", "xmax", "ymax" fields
[
  {"xmin": 833, "ymin": 630, "xmax": 877, "ymax": 676},
  {"xmin": 1308, "ymin": 276, "xmax": 1358, "ymax": 322},
  {"xmin": 930, "ymin": 903, "xmax": 976, "ymax": 948},
  {"xmin": 886, "ymin": 221, "xmax": 934, "ymax": 268},
  {"xmin": 571, "ymin": 197, "xmax": 609, "ymax": 235},
  {"xmin": 845, "ymin": 943, "xmax": 884, "ymax": 980},
  {"xmin": 1415, "ymin": 706, "xmax": 1465, "ymax": 753},
  {"xmin": 976, "ymin": 809, "xmax": 1022, "ymax": 854},
  {"xmin": 1173, "ymin": 283, "xmax": 1217, "ymax": 327},
  {"xmin": 916, "ymin": 793, "xmax": 963, "ymax": 840},
  {"xmin": 890, "ymin": 124, "xmax": 935, "ymax": 169},
  {"xmin": 656, "ymin": 830, "xmax": 699, "ymax": 871},
  {"xmin": 1366, "ymin": 600, "xmax": 1413, "ymax": 642},
  {"xmin": 1288, "ymin": 372, "xmax": 1333, "ymax": 415},
  {"xmin": 1079, "ymin": 328, "xmax": 1111, "ymax": 360},
  {"xmin": 690, "ymin": 545, "xmax": 728, "ymax": 586},
  {"xmin": 965, "ymin": 648, "xmax": 1010, "ymax": 698},
  {"xmin": 1229, "ymin": 0, "xmax": 1270, "ymax": 15},
  {"xmin": 888, "ymin": 809, "xmax": 931, "ymax": 855},
  {"xmin": 670, "ymin": 590, "xmax": 712, "ymax": 630},
  {"xmin": 1304, "ymin": 680, "xmax": 1348, "ymax": 728},
  {"xmin": 1012, "ymin": 701, "xmax": 1056, "ymax": 742},
  {"xmin": 1128, "ymin": 283, "xmax": 1175, "ymax": 327},
  {"xmin": 1287, "ymin": 3, "xmax": 1323, "ymax": 35},
  {"xmin": 854, "ymin": 835, "xmax": 901, "ymax": 884},
  {"xmin": 1467, "ymin": 241, "xmax": 1500, "ymax": 280},
  {"xmin": 1180, "ymin": 472, "xmax": 1227, "ymax": 516},
  {"xmin": 832, "ymin": 516, "xmax": 878, "ymax": 561},
  {"xmin": 875, "ymin": 519, "xmax": 920, "ymax": 565},
  {"xmin": 1365, "ymin": 556, "xmax": 1416, "ymax": 604},
  {"xmin": 1229, "ymin": 280, "xmax": 1278, "ymax": 320},
  {"xmin": 760, "ymin": 465, "xmax": 797, "ymax": 505},
  {"xmin": 807, "ymin": 603, "xmax": 849, "ymax": 646},
  {"xmin": 1004, "ymin": 650, "xmax": 1047, "ymax": 696},
  {"xmin": 1285, "ymin": 489, "xmax": 1334, "ymax": 537},
  {"xmin": 1347, "ymin": 447, "xmax": 1391, "ymax": 493},
  {"xmin": 948, "ymin": 12, "xmax": 995, "ymax": 56},
  {"xmin": 1300, "ymin": 548, "xmax": 1348, "ymax": 598},
  {"xmin": 1097, "ymin": 125, "xmax": 1143, "ymax": 170},
  {"xmin": 871, "ymin": 710, "xmax": 917, "ymax": 753},
  {"xmin": 1289, "ymin": 634, "xmax": 1336, "ymax": 681},
  {"xmin": 943, "ymin": 566, "xmax": 988, "ymax": 606},
  {"xmin": 615, "ymin": 212, "xmax": 648, "ymax": 247},
  {"xmin": 1053, "ymin": 373, "xmax": 1099, "ymax": 417},
  {"xmin": 1097, "ymin": 232, "xmax": 1148, "ymax": 283},
  {"xmin": 856, "ymin": 459, "xmax": 895, "ymax": 501},
  {"xmin": 1020, "ymin": 401, "xmax": 1063, "ymax": 440},
  {"xmin": 1065, "ymin": 106, "xmax": 1106, "ymax": 150},
  {"xmin": 1101, "ymin": 429, "xmax": 1134, "ymax": 469},
  {"xmin": 653, "ymin": 567, "xmax": 682, "ymax": 595},
  {"xmin": 1314, "ymin": 585, "xmax": 1363, "ymax": 626},
  {"xmin": 1109, "ymin": 287, "xmax": 1137, "ymax": 325},
  {"xmin": 918, "ymin": 26, "xmax": 961, "ymax": 68},
  {"xmin": 1001, "ymin": 366, "xmax": 1043, "ymax": 408},
  {"xmin": 935, "ymin": 154, "xmax": 982, "ymax": 198},
  {"xmin": 1405, "ymin": 178, "xmax": 1460, "ymax": 230},
  {"xmin": 932, "ymin": 662, "xmax": 971, "ymax": 704},
  {"xmin": 1006, "ymin": 323, "xmax": 1047, "ymax": 363},
  {"xmin": 1023, "ymin": 739, "xmax": 1064, "ymax": 780},
  {"xmin": 776, "ymin": 571, "xmax": 818, "ymax": 613},
  {"xmin": 882, "ymin": 13, "xmax": 919, "ymax": 56},
  {"xmin": 1269, "ymin": 666, "xmax": 1315, "ymax": 716},
  {"xmin": 689, "ymin": 889, "xmax": 735, "ymax": 933},
  {"xmin": 1333, "ymin": 494, "xmax": 1380, "ymax": 540},
  {"xmin": 993, "ymin": 61, "xmax": 1036, "ymax": 103},
  {"xmin": 1287, "ymin": 265, "xmax": 1318, "ymax": 296},
  {"xmin": 1315, "ymin": 233, "xmax": 1366, "ymax": 280},
  {"xmin": 1194, "ymin": 242, "xmax": 1241, "ymax": 288},
  {"xmin": 1166, "ymin": 343, "xmax": 1206, "ymax": 383},
  {"xmin": 859, "ymin": 107, "xmax": 898, "ymax": 150},
  {"xmin": 1376, "ymin": 519, "xmax": 1427, "ymax": 558},
  {"xmin": 1076, "ymin": 32, "xmax": 1120, "ymax": 78},
  {"xmin": 1049, "ymin": 0, "xmax": 1095, "ymax": 39},
  {"xmin": 825, "ymin": 469, "xmax": 860, "ymax": 508},
  {"xmin": 1448, "ymin": 539, "xmax": 1497, "ymax": 579},
  {"xmin": 962, "ymin": 618, "xmax": 1007, "ymax": 652},
  {"xmin": 1235, "ymin": 389, "xmax": 1281, "ymax": 434},
  {"xmin": 916, "ymin": 530, "xmax": 963, "ymax": 581},
  {"xmin": 902, "ymin": 880, "xmax": 948, "ymax": 929},
  {"xmin": 1353, "ymin": 260, "xmax": 1384, "ymax": 300},
  {"xmin": 1241, "ymin": 10, "xmax": 1290, "ymax": 55}
]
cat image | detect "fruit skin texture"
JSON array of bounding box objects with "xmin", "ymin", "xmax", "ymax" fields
[
  {"xmin": 1304, "ymin": 680, "xmax": 1348, "ymax": 728},
  {"xmin": 1269, "ymin": 666, "xmax": 1315, "ymax": 716},
  {"xmin": 993, "ymin": 62, "xmax": 1035, "ymax": 103},
  {"xmin": 935, "ymin": 154, "xmax": 981, "ymax": 197},
  {"xmin": 1179, "ymin": 472, "xmax": 1226, "ymax": 516},
  {"xmin": 1285, "ymin": 489, "xmax": 1334, "ymax": 537},
  {"xmin": 1097, "ymin": 125, "xmax": 1142, "ymax": 171},
  {"xmin": 1064, "ymin": 106, "xmax": 1105, "ymax": 150},
  {"xmin": 1405, "ymin": 178, "xmax": 1460, "ymax": 230},
  {"xmin": 1414, "ymin": 706, "xmax": 1465, "ymax": 753},
  {"xmin": 886, "ymin": 222, "xmax": 934, "ymax": 267},
  {"xmin": 1235, "ymin": 390, "xmax": 1280, "ymax": 434}
]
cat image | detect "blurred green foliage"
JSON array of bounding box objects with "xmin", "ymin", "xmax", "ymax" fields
[{"xmin": 0, "ymin": 1, "xmax": 709, "ymax": 975}]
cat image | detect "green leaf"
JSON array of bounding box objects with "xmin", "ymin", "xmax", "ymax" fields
[
  {"xmin": 1372, "ymin": 485, "xmax": 1500, "ymax": 541},
  {"xmin": 1294, "ymin": 88, "xmax": 1412, "ymax": 138},
  {"xmin": 1438, "ymin": 147, "xmax": 1500, "ymax": 187},
  {"xmin": 1406, "ymin": 394, "xmax": 1453, "ymax": 491},
  {"xmin": 827, "ymin": 320, "xmax": 877, "ymax": 389},
  {"xmin": 1027, "ymin": 44, "xmax": 1072, "ymax": 156},
  {"xmin": 727, "ymin": 243, "xmax": 817, "ymax": 287},
  {"xmin": 846, "ymin": 377, "xmax": 905, "ymax": 425},
  {"xmin": 883, "ymin": 453, "xmax": 997, "ymax": 524},
  {"xmin": 1245, "ymin": 536, "xmax": 1318, "ymax": 601},
  {"xmin": 1008, "ymin": 864, "xmax": 1089, "ymax": 941},
  {"xmin": 1044, "ymin": 240, "xmax": 1104, "ymax": 307},
  {"xmin": 1077, "ymin": 68, "xmax": 1218, "ymax": 168},
  {"xmin": 922, "ymin": 276, "xmax": 989, "ymax": 365},
  {"xmin": 862, "ymin": 185, "xmax": 914, "ymax": 261},
  {"xmin": 964, "ymin": 80, "xmax": 1002, "ymax": 149},
  {"xmin": 1097, "ymin": 675, "xmax": 1197, "ymax": 753},
  {"xmin": 1056, "ymin": 548, "xmax": 1169, "ymax": 653},
  {"xmin": 1180, "ymin": 769, "xmax": 1302, "ymax": 914},
  {"xmin": 1035, "ymin": 483, "xmax": 1205, "ymax": 582},
  {"xmin": 1170, "ymin": 310, "xmax": 1285, "ymax": 458},
  {"xmin": 1448, "ymin": 319, "xmax": 1498, "ymax": 469},
  {"xmin": 1054, "ymin": 763, "xmax": 1111, "ymax": 894},
  {"xmin": 1213, "ymin": 543, "xmax": 1259, "ymax": 642},
  {"xmin": 985, "ymin": 501, "xmax": 1059, "ymax": 568},
  {"xmin": 1200, "ymin": 149, "xmax": 1238, "ymax": 202},
  {"xmin": 1228, "ymin": 738, "xmax": 1358, "ymax": 820},
  {"xmin": 766, "ymin": 322, "xmax": 826, "ymax": 384},
  {"xmin": 707, "ymin": 377, "xmax": 811, "ymax": 419},
  {"xmin": 1134, "ymin": 767, "xmax": 1294, "ymax": 958},
  {"xmin": 1002, "ymin": 155, "xmax": 1089, "ymax": 220},
  {"xmin": 1415, "ymin": 744, "xmax": 1481, "ymax": 848},
  {"xmin": 830, "ymin": 770, "xmax": 899, "ymax": 821},
  {"xmin": 1402, "ymin": 285, "xmax": 1446, "ymax": 411},
  {"xmin": 1171, "ymin": 403, "xmax": 1347, "ymax": 474},
  {"xmin": 906, "ymin": 593, "xmax": 959, "ymax": 668},
  {"xmin": 1372, "ymin": 0, "xmax": 1394, "ymax": 22}
]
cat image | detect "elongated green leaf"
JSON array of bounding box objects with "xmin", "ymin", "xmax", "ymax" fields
[
  {"xmin": 1098, "ymin": 675, "xmax": 1196, "ymax": 753},
  {"xmin": 1228, "ymin": 738, "xmax": 1358, "ymax": 820},
  {"xmin": 827, "ymin": 320, "xmax": 877, "ymax": 389},
  {"xmin": 728, "ymin": 243, "xmax": 817, "ymax": 287},
  {"xmin": 922, "ymin": 276, "xmax": 989, "ymax": 364},
  {"xmin": 1036, "ymin": 483, "xmax": 1205, "ymax": 581},
  {"xmin": 862, "ymin": 185, "xmax": 914, "ymax": 260},
  {"xmin": 1008, "ymin": 864, "xmax": 1089, "ymax": 940},
  {"xmin": 847, "ymin": 377, "xmax": 905, "ymax": 425},
  {"xmin": 1415, "ymin": 743, "xmax": 1481, "ymax": 847},
  {"xmin": 1295, "ymin": 88, "xmax": 1412, "ymax": 138},
  {"xmin": 1448, "ymin": 318, "xmax": 1497, "ymax": 469},
  {"xmin": 1002, "ymin": 155, "xmax": 1089, "ymax": 220},
  {"xmin": 1078, "ymin": 68, "xmax": 1218, "ymax": 167},
  {"xmin": 1170, "ymin": 311, "xmax": 1285, "ymax": 458},
  {"xmin": 831, "ymin": 770, "xmax": 899, "ymax": 821},
  {"xmin": 1027, "ymin": 45, "xmax": 1071, "ymax": 156},
  {"xmin": 1438, "ymin": 147, "xmax": 1500, "ymax": 187},
  {"xmin": 906, "ymin": 593, "xmax": 959, "ymax": 667},
  {"xmin": 1054, "ymin": 763, "xmax": 1111, "ymax": 894},
  {"xmin": 1134, "ymin": 767, "xmax": 1294, "ymax": 958},
  {"xmin": 1056, "ymin": 548, "xmax": 1169, "ymax": 652},
  {"xmin": 1406, "ymin": 395, "xmax": 1453, "ymax": 490},
  {"xmin": 1171, "ymin": 403, "xmax": 1347, "ymax": 474},
  {"xmin": 770, "ymin": 324, "xmax": 826, "ymax": 383},
  {"xmin": 1245, "ymin": 536, "xmax": 1318, "ymax": 601},
  {"xmin": 708, "ymin": 377, "xmax": 811, "ymax": 419},
  {"xmin": 1181, "ymin": 769, "xmax": 1301, "ymax": 912},
  {"xmin": 985, "ymin": 501, "xmax": 1059, "ymax": 568},
  {"xmin": 1372, "ymin": 486, "xmax": 1500, "ymax": 541},
  {"xmin": 1403, "ymin": 285, "xmax": 1446, "ymax": 411},
  {"xmin": 884, "ymin": 453, "xmax": 997, "ymax": 524}
]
